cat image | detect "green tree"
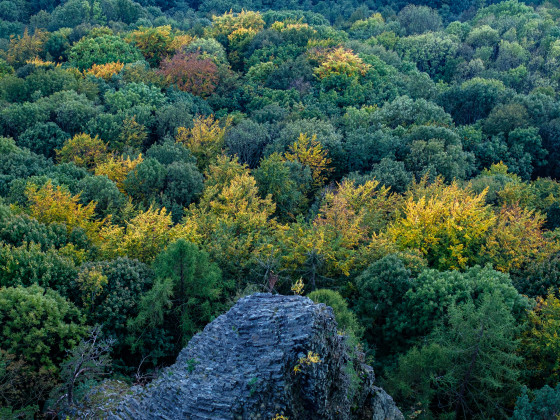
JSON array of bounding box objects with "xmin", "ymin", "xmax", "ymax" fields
[
  {"xmin": 512, "ymin": 384, "xmax": 560, "ymax": 420},
  {"xmin": 131, "ymin": 239, "xmax": 223, "ymax": 358},
  {"xmin": 308, "ymin": 289, "xmax": 363, "ymax": 340},
  {"xmin": 69, "ymin": 35, "xmax": 143, "ymax": 71},
  {"xmin": 0, "ymin": 284, "xmax": 85, "ymax": 371},
  {"xmin": 355, "ymin": 254, "xmax": 415, "ymax": 360},
  {"xmin": 386, "ymin": 293, "xmax": 521, "ymax": 419},
  {"xmin": 404, "ymin": 265, "xmax": 527, "ymax": 341}
]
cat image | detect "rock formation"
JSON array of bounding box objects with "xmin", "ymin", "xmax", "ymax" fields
[{"xmin": 109, "ymin": 293, "xmax": 403, "ymax": 420}]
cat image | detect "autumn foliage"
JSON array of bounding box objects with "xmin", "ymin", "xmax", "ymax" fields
[{"xmin": 159, "ymin": 52, "xmax": 219, "ymax": 97}]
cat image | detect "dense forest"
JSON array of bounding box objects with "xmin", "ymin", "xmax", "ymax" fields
[{"xmin": 0, "ymin": 0, "xmax": 560, "ymax": 418}]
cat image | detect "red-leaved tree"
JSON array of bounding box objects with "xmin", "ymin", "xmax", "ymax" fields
[{"xmin": 159, "ymin": 52, "xmax": 219, "ymax": 97}]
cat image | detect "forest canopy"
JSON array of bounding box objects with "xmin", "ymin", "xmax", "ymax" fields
[{"xmin": 0, "ymin": 0, "xmax": 560, "ymax": 418}]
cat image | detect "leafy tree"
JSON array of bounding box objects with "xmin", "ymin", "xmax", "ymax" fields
[
  {"xmin": 254, "ymin": 153, "xmax": 311, "ymax": 221},
  {"xmin": 17, "ymin": 122, "xmax": 70, "ymax": 158},
  {"xmin": 185, "ymin": 156, "xmax": 278, "ymax": 282},
  {"xmin": 481, "ymin": 204, "xmax": 554, "ymax": 273},
  {"xmin": 175, "ymin": 114, "xmax": 231, "ymax": 171},
  {"xmin": 439, "ymin": 78, "xmax": 508, "ymax": 125},
  {"xmin": 368, "ymin": 158, "xmax": 412, "ymax": 194},
  {"xmin": 225, "ymin": 119, "xmax": 271, "ymax": 168},
  {"xmin": 308, "ymin": 289, "xmax": 363, "ymax": 339},
  {"xmin": 56, "ymin": 133, "xmax": 108, "ymax": 169},
  {"xmin": 76, "ymin": 175, "xmax": 126, "ymax": 218},
  {"xmin": 100, "ymin": 206, "xmax": 180, "ymax": 263},
  {"xmin": 159, "ymin": 52, "xmax": 219, "ymax": 97},
  {"xmin": 403, "ymin": 125, "xmax": 475, "ymax": 182},
  {"xmin": 397, "ymin": 5, "xmax": 442, "ymax": 35},
  {"xmin": 6, "ymin": 28, "xmax": 48, "ymax": 68},
  {"xmin": 520, "ymin": 290, "xmax": 560, "ymax": 389},
  {"xmin": 512, "ymin": 384, "xmax": 560, "ymax": 420},
  {"xmin": 131, "ymin": 239, "xmax": 223, "ymax": 358},
  {"xmin": 25, "ymin": 181, "xmax": 105, "ymax": 242},
  {"xmin": 94, "ymin": 154, "xmax": 143, "ymax": 193},
  {"xmin": 69, "ymin": 35, "xmax": 143, "ymax": 70},
  {"xmin": 285, "ymin": 133, "xmax": 332, "ymax": 187},
  {"xmin": 85, "ymin": 61, "xmax": 124, "ymax": 80},
  {"xmin": 314, "ymin": 47, "xmax": 370, "ymax": 87},
  {"xmin": 374, "ymin": 95, "xmax": 453, "ymax": 128},
  {"xmin": 0, "ymin": 241, "xmax": 78, "ymax": 293},
  {"xmin": 396, "ymin": 32, "xmax": 458, "ymax": 80},
  {"xmin": 512, "ymin": 252, "xmax": 560, "ymax": 298},
  {"xmin": 0, "ymin": 284, "xmax": 85, "ymax": 371},
  {"xmin": 388, "ymin": 183, "xmax": 495, "ymax": 270},
  {"xmin": 126, "ymin": 25, "xmax": 176, "ymax": 67}
]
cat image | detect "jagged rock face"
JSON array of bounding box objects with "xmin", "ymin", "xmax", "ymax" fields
[{"xmin": 109, "ymin": 293, "xmax": 403, "ymax": 420}]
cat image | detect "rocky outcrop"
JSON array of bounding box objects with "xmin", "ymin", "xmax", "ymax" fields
[{"xmin": 109, "ymin": 293, "xmax": 403, "ymax": 420}]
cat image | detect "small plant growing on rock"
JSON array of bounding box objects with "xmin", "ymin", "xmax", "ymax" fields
[
  {"xmin": 186, "ymin": 359, "xmax": 198, "ymax": 373},
  {"xmin": 291, "ymin": 278, "xmax": 305, "ymax": 295},
  {"xmin": 293, "ymin": 351, "xmax": 321, "ymax": 374}
]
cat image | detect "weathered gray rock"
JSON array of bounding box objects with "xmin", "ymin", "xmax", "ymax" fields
[{"xmin": 109, "ymin": 293, "xmax": 403, "ymax": 420}]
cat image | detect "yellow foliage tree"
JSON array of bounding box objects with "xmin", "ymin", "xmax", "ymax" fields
[
  {"xmin": 481, "ymin": 205, "xmax": 556, "ymax": 272},
  {"xmin": 117, "ymin": 116, "xmax": 148, "ymax": 152},
  {"xmin": 209, "ymin": 10, "xmax": 265, "ymax": 39},
  {"xmin": 284, "ymin": 133, "xmax": 332, "ymax": 187},
  {"xmin": 169, "ymin": 34, "xmax": 194, "ymax": 52},
  {"xmin": 56, "ymin": 133, "xmax": 108, "ymax": 169},
  {"xmin": 100, "ymin": 206, "xmax": 182, "ymax": 263},
  {"xmin": 85, "ymin": 62, "xmax": 124, "ymax": 80},
  {"xmin": 126, "ymin": 26, "xmax": 177, "ymax": 67},
  {"xmin": 176, "ymin": 115, "xmax": 231, "ymax": 171},
  {"xmin": 281, "ymin": 222, "xmax": 341, "ymax": 288},
  {"xmin": 209, "ymin": 10, "xmax": 264, "ymax": 68},
  {"xmin": 184, "ymin": 158, "xmax": 278, "ymax": 281},
  {"xmin": 94, "ymin": 154, "xmax": 144, "ymax": 193},
  {"xmin": 520, "ymin": 289, "xmax": 560, "ymax": 387},
  {"xmin": 388, "ymin": 183, "xmax": 496, "ymax": 270},
  {"xmin": 315, "ymin": 179, "xmax": 401, "ymax": 239},
  {"xmin": 25, "ymin": 181, "xmax": 106, "ymax": 242},
  {"xmin": 7, "ymin": 28, "xmax": 48, "ymax": 68},
  {"xmin": 76, "ymin": 266, "xmax": 108, "ymax": 310},
  {"xmin": 314, "ymin": 47, "xmax": 370, "ymax": 80}
]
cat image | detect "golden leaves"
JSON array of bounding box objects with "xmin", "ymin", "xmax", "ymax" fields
[
  {"xmin": 25, "ymin": 181, "xmax": 106, "ymax": 242},
  {"xmin": 285, "ymin": 133, "xmax": 332, "ymax": 187},
  {"xmin": 94, "ymin": 154, "xmax": 144, "ymax": 193},
  {"xmin": 56, "ymin": 133, "xmax": 108, "ymax": 170},
  {"xmin": 176, "ymin": 115, "xmax": 231, "ymax": 171},
  {"xmin": 314, "ymin": 47, "xmax": 370, "ymax": 80},
  {"xmin": 85, "ymin": 61, "xmax": 124, "ymax": 80}
]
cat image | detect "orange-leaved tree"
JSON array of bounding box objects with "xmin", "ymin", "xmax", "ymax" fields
[
  {"xmin": 159, "ymin": 52, "xmax": 218, "ymax": 97},
  {"xmin": 85, "ymin": 62, "xmax": 124, "ymax": 80}
]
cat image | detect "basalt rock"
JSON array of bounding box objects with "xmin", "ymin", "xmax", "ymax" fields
[{"xmin": 109, "ymin": 293, "xmax": 403, "ymax": 420}]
